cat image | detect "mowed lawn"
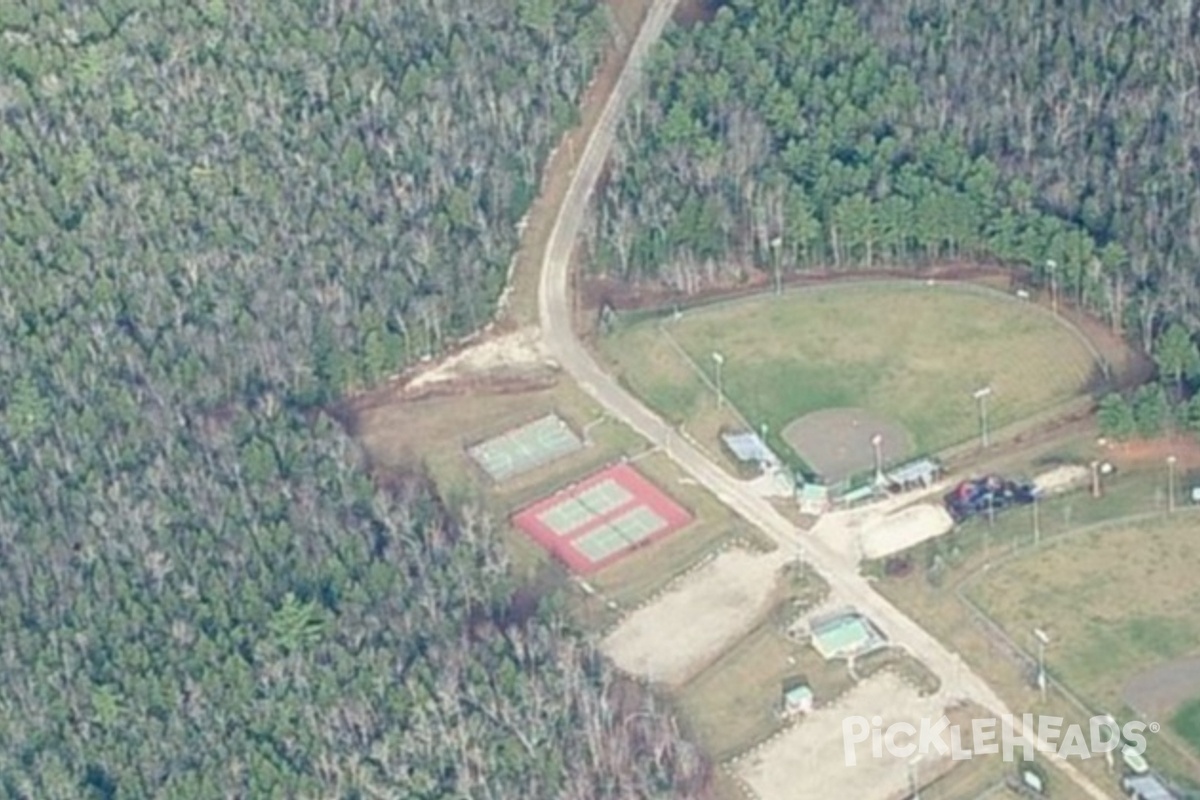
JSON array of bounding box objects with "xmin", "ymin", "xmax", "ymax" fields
[
  {"xmin": 970, "ymin": 516, "xmax": 1200, "ymax": 721},
  {"xmin": 600, "ymin": 283, "xmax": 1099, "ymax": 455}
]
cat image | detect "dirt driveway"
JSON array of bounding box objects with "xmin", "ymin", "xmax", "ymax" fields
[{"xmin": 602, "ymin": 548, "xmax": 789, "ymax": 685}]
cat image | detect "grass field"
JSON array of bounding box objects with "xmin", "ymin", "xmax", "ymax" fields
[
  {"xmin": 874, "ymin": 460, "xmax": 1200, "ymax": 790},
  {"xmin": 968, "ymin": 513, "xmax": 1200, "ymax": 780},
  {"xmin": 1174, "ymin": 699, "xmax": 1200, "ymax": 753},
  {"xmin": 970, "ymin": 517, "xmax": 1200, "ymax": 710},
  {"xmin": 600, "ymin": 282, "xmax": 1101, "ymax": 461},
  {"xmin": 674, "ymin": 623, "xmax": 854, "ymax": 760}
]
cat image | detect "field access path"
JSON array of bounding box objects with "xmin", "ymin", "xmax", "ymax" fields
[{"xmin": 535, "ymin": 0, "xmax": 1115, "ymax": 797}]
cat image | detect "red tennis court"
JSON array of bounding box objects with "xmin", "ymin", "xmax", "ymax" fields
[{"xmin": 512, "ymin": 462, "xmax": 693, "ymax": 574}]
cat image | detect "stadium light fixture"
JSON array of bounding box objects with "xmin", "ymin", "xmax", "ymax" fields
[
  {"xmin": 1100, "ymin": 712, "xmax": 1119, "ymax": 772},
  {"xmin": 770, "ymin": 236, "xmax": 784, "ymax": 295},
  {"xmin": 1046, "ymin": 259, "xmax": 1059, "ymax": 315},
  {"xmin": 1168, "ymin": 455, "xmax": 1178, "ymax": 513},
  {"xmin": 871, "ymin": 433, "xmax": 884, "ymax": 484},
  {"xmin": 908, "ymin": 754, "xmax": 923, "ymax": 800},
  {"xmin": 1034, "ymin": 628, "xmax": 1051, "ymax": 702},
  {"xmin": 712, "ymin": 351, "xmax": 725, "ymax": 408},
  {"xmin": 972, "ymin": 386, "xmax": 993, "ymax": 449},
  {"xmin": 1032, "ymin": 491, "xmax": 1041, "ymax": 548}
]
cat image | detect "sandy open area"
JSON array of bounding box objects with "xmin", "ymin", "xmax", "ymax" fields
[
  {"xmin": 405, "ymin": 326, "xmax": 550, "ymax": 391},
  {"xmin": 1033, "ymin": 464, "xmax": 1090, "ymax": 495},
  {"xmin": 734, "ymin": 672, "xmax": 950, "ymax": 800},
  {"xmin": 602, "ymin": 548, "xmax": 789, "ymax": 685},
  {"xmin": 860, "ymin": 503, "xmax": 955, "ymax": 560}
]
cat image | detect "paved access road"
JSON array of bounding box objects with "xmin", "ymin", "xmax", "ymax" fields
[{"xmin": 536, "ymin": 1, "xmax": 1114, "ymax": 796}]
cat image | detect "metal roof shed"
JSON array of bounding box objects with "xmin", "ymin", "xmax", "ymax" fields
[{"xmin": 721, "ymin": 431, "xmax": 776, "ymax": 465}]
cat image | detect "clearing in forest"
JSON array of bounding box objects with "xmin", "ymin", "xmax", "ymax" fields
[{"xmin": 600, "ymin": 282, "xmax": 1105, "ymax": 467}]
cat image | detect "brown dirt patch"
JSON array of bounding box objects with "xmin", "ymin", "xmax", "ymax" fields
[
  {"xmin": 673, "ymin": 0, "xmax": 720, "ymax": 26},
  {"xmin": 732, "ymin": 672, "xmax": 955, "ymax": 800},
  {"xmin": 601, "ymin": 548, "xmax": 789, "ymax": 686},
  {"xmin": 583, "ymin": 263, "xmax": 1015, "ymax": 318},
  {"xmin": 340, "ymin": 367, "xmax": 559, "ymax": 418},
  {"xmin": 1103, "ymin": 435, "xmax": 1200, "ymax": 472},
  {"xmin": 782, "ymin": 407, "xmax": 913, "ymax": 484}
]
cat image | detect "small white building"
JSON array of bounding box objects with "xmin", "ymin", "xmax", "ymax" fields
[{"xmin": 781, "ymin": 684, "xmax": 814, "ymax": 718}]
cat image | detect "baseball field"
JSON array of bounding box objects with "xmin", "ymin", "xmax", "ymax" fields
[
  {"xmin": 600, "ymin": 282, "xmax": 1105, "ymax": 477},
  {"xmin": 870, "ymin": 455, "xmax": 1200, "ymax": 791},
  {"xmin": 969, "ymin": 513, "xmax": 1200, "ymax": 764}
]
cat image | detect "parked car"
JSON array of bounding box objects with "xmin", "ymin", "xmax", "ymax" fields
[{"xmin": 944, "ymin": 475, "xmax": 1037, "ymax": 523}]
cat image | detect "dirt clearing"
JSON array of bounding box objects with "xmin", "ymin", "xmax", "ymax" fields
[
  {"xmin": 782, "ymin": 407, "xmax": 913, "ymax": 484},
  {"xmin": 403, "ymin": 327, "xmax": 551, "ymax": 394},
  {"xmin": 733, "ymin": 672, "xmax": 951, "ymax": 800},
  {"xmin": 860, "ymin": 503, "xmax": 955, "ymax": 560},
  {"xmin": 1033, "ymin": 464, "xmax": 1091, "ymax": 495},
  {"xmin": 602, "ymin": 548, "xmax": 790, "ymax": 686}
]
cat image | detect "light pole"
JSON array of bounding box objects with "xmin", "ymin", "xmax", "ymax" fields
[
  {"xmin": 770, "ymin": 236, "xmax": 783, "ymax": 295},
  {"xmin": 1032, "ymin": 492, "xmax": 1041, "ymax": 548},
  {"xmin": 973, "ymin": 386, "xmax": 993, "ymax": 449},
  {"xmin": 1034, "ymin": 628, "xmax": 1051, "ymax": 703},
  {"xmin": 908, "ymin": 754, "xmax": 923, "ymax": 800},
  {"xmin": 1047, "ymin": 259, "xmax": 1058, "ymax": 315},
  {"xmin": 1100, "ymin": 713, "xmax": 1118, "ymax": 773},
  {"xmin": 712, "ymin": 351, "xmax": 725, "ymax": 409},
  {"xmin": 1168, "ymin": 455, "xmax": 1178, "ymax": 513},
  {"xmin": 872, "ymin": 433, "xmax": 884, "ymax": 485}
]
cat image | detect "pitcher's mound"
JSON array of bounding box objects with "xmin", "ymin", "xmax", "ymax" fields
[{"xmin": 782, "ymin": 408, "xmax": 913, "ymax": 484}]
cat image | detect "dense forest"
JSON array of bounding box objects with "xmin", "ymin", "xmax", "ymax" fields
[
  {"xmin": 0, "ymin": 1, "xmax": 709, "ymax": 797},
  {"xmin": 588, "ymin": 0, "xmax": 1199, "ymax": 360}
]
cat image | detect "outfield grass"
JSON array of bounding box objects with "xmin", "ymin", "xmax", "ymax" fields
[
  {"xmin": 600, "ymin": 282, "xmax": 1100, "ymax": 459},
  {"xmin": 1173, "ymin": 698, "xmax": 1200, "ymax": 754},
  {"xmin": 965, "ymin": 509, "xmax": 1200, "ymax": 785},
  {"xmin": 969, "ymin": 515, "xmax": 1200, "ymax": 710}
]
